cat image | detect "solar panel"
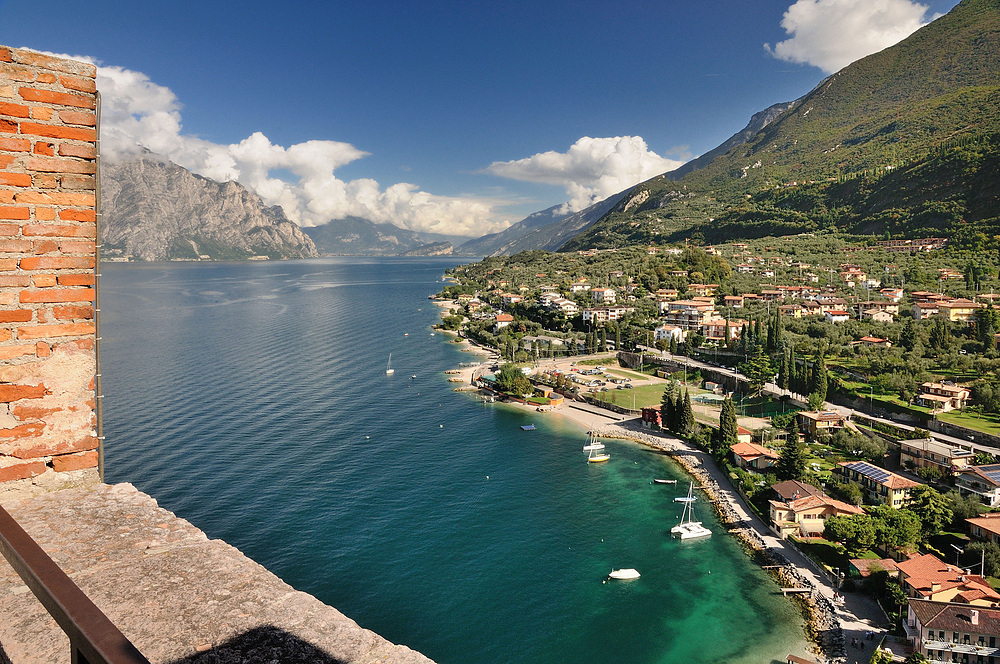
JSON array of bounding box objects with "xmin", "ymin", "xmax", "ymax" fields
[{"xmin": 983, "ymin": 469, "xmax": 1000, "ymax": 483}]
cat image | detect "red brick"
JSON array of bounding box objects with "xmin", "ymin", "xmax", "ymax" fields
[
  {"xmin": 0, "ymin": 239, "xmax": 32, "ymax": 252},
  {"xmin": 57, "ymin": 274, "xmax": 95, "ymax": 286},
  {"xmin": 17, "ymin": 191, "xmax": 95, "ymax": 206},
  {"xmin": 0, "ymin": 345, "xmax": 37, "ymax": 360},
  {"xmin": 32, "ymin": 142, "xmax": 54, "ymax": 156},
  {"xmin": 53, "ymin": 305, "xmax": 93, "ymax": 320},
  {"xmin": 22, "ymin": 223, "xmax": 95, "ymax": 238},
  {"xmin": 0, "ymin": 309, "xmax": 32, "ymax": 323},
  {"xmin": 0, "ymin": 173, "xmax": 31, "ymax": 187},
  {"xmin": 0, "ymin": 192, "xmax": 13, "ymax": 204},
  {"xmin": 12, "ymin": 51, "xmax": 96, "ymax": 78},
  {"xmin": 35, "ymin": 341, "xmax": 49, "ymax": 358},
  {"xmin": 0, "ymin": 155, "xmax": 14, "ymax": 168},
  {"xmin": 0, "ymin": 328, "xmax": 10, "ymax": 341},
  {"xmin": 19, "ymin": 256, "xmax": 94, "ymax": 271},
  {"xmin": 0, "ymin": 223, "xmax": 19, "ymax": 236},
  {"xmin": 0, "ymin": 118, "xmax": 17, "ymax": 133},
  {"xmin": 35, "ymin": 72, "xmax": 57, "ymax": 84},
  {"xmin": 19, "ymin": 287, "xmax": 95, "ymax": 303},
  {"xmin": 32, "ymin": 274, "xmax": 56, "ymax": 287},
  {"xmin": 31, "ymin": 107, "xmax": 53, "ymax": 121},
  {"xmin": 0, "ymin": 137, "xmax": 30, "ymax": 151},
  {"xmin": 19, "ymin": 122, "xmax": 97, "ymax": 142},
  {"xmin": 12, "ymin": 403, "xmax": 61, "ymax": 420},
  {"xmin": 59, "ymin": 240, "xmax": 95, "ymax": 254},
  {"xmin": 17, "ymin": 88, "xmax": 95, "ymax": 109},
  {"xmin": 0, "ymin": 48, "xmax": 11, "ymax": 63},
  {"xmin": 34, "ymin": 175, "xmax": 57, "ymax": 189},
  {"xmin": 9, "ymin": 435, "xmax": 97, "ymax": 460},
  {"xmin": 59, "ymin": 110, "xmax": 96, "ymax": 126},
  {"xmin": 16, "ymin": 322, "xmax": 95, "ymax": 339},
  {"xmin": 60, "ymin": 175, "xmax": 95, "ymax": 190},
  {"xmin": 32, "ymin": 240, "xmax": 59, "ymax": 254},
  {"xmin": 0, "ymin": 459, "xmax": 46, "ymax": 483},
  {"xmin": 0, "ymin": 309, "xmax": 33, "ymax": 323},
  {"xmin": 0, "ymin": 276, "xmax": 31, "ymax": 287},
  {"xmin": 52, "ymin": 450, "xmax": 98, "ymax": 472},
  {"xmin": 58, "ymin": 209, "xmax": 96, "ymax": 222},
  {"xmin": 34, "ymin": 208, "xmax": 56, "ymax": 221},
  {"xmin": 0, "ymin": 384, "xmax": 47, "ymax": 402},
  {"xmin": 0, "ymin": 102, "xmax": 30, "ymax": 118},
  {"xmin": 0, "ymin": 258, "xmax": 17, "ymax": 271},
  {"xmin": 0, "ymin": 207, "xmax": 29, "ymax": 220},
  {"xmin": 58, "ymin": 75, "xmax": 97, "ymax": 94},
  {"xmin": 57, "ymin": 144, "xmax": 97, "ymax": 159},
  {"xmin": 22, "ymin": 157, "xmax": 96, "ymax": 174},
  {"xmin": 0, "ymin": 422, "xmax": 46, "ymax": 438}
]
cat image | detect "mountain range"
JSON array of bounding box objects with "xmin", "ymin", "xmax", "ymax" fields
[{"xmin": 100, "ymin": 0, "xmax": 1000, "ymax": 260}]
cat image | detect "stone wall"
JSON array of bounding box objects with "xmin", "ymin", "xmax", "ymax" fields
[{"xmin": 0, "ymin": 46, "xmax": 99, "ymax": 490}]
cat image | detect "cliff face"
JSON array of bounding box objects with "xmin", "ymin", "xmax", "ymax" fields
[{"xmin": 101, "ymin": 158, "xmax": 318, "ymax": 261}]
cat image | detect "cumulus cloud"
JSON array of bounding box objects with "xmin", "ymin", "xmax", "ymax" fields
[
  {"xmin": 765, "ymin": 0, "xmax": 936, "ymax": 74},
  {"xmin": 484, "ymin": 136, "xmax": 684, "ymax": 214},
  {"xmin": 21, "ymin": 51, "xmax": 507, "ymax": 236}
]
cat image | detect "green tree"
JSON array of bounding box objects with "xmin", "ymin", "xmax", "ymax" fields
[
  {"xmin": 869, "ymin": 504, "xmax": 921, "ymax": 551},
  {"xmin": 739, "ymin": 346, "xmax": 775, "ymax": 397},
  {"xmin": 964, "ymin": 541, "xmax": 1000, "ymax": 578},
  {"xmin": 496, "ymin": 363, "xmax": 532, "ymax": 396},
  {"xmin": 776, "ymin": 436, "xmax": 807, "ymax": 481},
  {"xmin": 809, "ymin": 354, "xmax": 828, "ymax": 401},
  {"xmin": 678, "ymin": 390, "xmax": 695, "ymax": 435},
  {"xmin": 899, "ymin": 317, "xmax": 916, "ymax": 352},
  {"xmin": 714, "ymin": 396, "xmax": 739, "ymax": 458},
  {"xmin": 659, "ymin": 386, "xmax": 677, "ymax": 432},
  {"xmin": 906, "ymin": 485, "xmax": 953, "ymax": 540}
]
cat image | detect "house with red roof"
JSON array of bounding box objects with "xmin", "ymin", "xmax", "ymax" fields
[
  {"xmin": 731, "ymin": 441, "xmax": 778, "ymax": 471},
  {"xmin": 837, "ymin": 460, "xmax": 921, "ymax": 507},
  {"xmin": 896, "ymin": 553, "xmax": 1000, "ymax": 606},
  {"xmin": 769, "ymin": 494, "xmax": 864, "ymax": 539},
  {"xmin": 904, "ymin": 598, "xmax": 1000, "ymax": 661}
]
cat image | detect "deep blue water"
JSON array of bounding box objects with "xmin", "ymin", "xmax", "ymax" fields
[{"xmin": 100, "ymin": 258, "xmax": 809, "ymax": 664}]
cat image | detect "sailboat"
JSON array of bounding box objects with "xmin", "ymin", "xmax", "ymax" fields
[
  {"xmin": 385, "ymin": 353, "xmax": 394, "ymax": 375},
  {"xmin": 670, "ymin": 481, "xmax": 711, "ymax": 539},
  {"xmin": 583, "ymin": 432, "xmax": 610, "ymax": 463}
]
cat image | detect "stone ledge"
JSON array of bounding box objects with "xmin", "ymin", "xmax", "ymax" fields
[{"xmin": 0, "ymin": 483, "xmax": 434, "ymax": 664}]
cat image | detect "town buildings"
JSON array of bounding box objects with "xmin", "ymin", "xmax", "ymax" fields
[{"xmin": 837, "ymin": 460, "xmax": 920, "ymax": 507}]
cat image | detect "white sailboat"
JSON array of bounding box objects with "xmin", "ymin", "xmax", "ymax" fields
[
  {"xmin": 584, "ymin": 432, "xmax": 610, "ymax": 463},
  {"xmin": 670, "ymin": 481, "xmax": 711, "ymax": 539},
  {"xmin": 385, "ymin": 353, "xmax": 394, "ymax": 375}
]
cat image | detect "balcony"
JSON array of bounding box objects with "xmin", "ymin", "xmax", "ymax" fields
[{"xmin": 925, "ymin": 639, "xmax": 999, "ymax": 657}]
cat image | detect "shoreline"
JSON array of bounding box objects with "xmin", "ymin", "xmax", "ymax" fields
[{"xmin": 436, "ymin": 349, "xmax": 848, "ymax": 662}]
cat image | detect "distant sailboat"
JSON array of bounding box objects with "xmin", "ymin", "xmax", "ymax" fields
[
  {"xmin": 386, "ymin": 353, "xmax": 394, "ymax": 375},
  {"xmin": 584, "ymin": 432, "xmax": 610, "ymax": 463}
]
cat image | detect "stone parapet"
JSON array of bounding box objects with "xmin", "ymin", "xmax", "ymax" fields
[{"xmin": 0, "ymin": 483, "xmax": 435, "ymax": 663}]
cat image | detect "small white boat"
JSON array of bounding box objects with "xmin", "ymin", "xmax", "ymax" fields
[
  {"xmin": 385, "ymin": 353, "xmax": 394, "ymax": 375},
  {"xmin": 609, "ymin": 568, "xmax": 640, "ymax": 580},
  {"xmin": 671, "ymin": 481, "xmax": 711, "ymax": 539},
  {"xmin": 653, "ymin": 479, "xmax": 677, "ymax": 485}
]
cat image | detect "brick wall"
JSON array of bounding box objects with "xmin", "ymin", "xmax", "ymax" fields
[{"xmin": 0, "ymin": 46, "xmax": 99, "ymax": 487}]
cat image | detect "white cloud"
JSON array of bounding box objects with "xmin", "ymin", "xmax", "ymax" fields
[
  {"xmin": 22, "ymin": 51, "xmax": 509, "ymax": 236},
  {"xmin": 484, "ymin": 136, "xmax": 684, "ymax": 214},
  {"xmin": 765, "ymin": 0, "xmax": 936, "ymax": 73}
]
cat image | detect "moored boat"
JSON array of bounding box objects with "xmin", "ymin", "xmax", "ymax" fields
[{"xmin": 609, "ymin": 568, "xmax": 640, "ymax": 580}]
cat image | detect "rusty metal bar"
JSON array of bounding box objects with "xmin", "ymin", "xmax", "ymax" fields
[{"xmin": 0, "ymin": 504, "xmax": 150, "ymax": 664}]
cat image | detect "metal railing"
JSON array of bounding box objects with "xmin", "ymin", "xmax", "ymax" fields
[{"xmin": 0, "ymin": 504, "xmax": 150, "ymax": 664}]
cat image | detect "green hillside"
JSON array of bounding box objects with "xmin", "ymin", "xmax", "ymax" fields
[{"xmin": 563, "ymin": 0, "xmax": 1000, "ymax": 251}]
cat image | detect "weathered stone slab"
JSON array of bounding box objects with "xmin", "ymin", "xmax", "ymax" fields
[{"xmin": 0, "ymin": 483, "xmax": 434, "ymax": 664}]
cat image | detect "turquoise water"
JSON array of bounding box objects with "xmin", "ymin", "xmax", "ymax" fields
[{"xmin": 100, "ymin": 258, "xmax": 809, "ymax": 664}]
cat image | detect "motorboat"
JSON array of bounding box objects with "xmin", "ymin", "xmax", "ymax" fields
[
  {"xmin": 653, "ymin": 479, "xmax": 677, "ymax": 484},
  {"xmin": 609, "ymin": 568, "xmax": 640, "ymax": 580}
]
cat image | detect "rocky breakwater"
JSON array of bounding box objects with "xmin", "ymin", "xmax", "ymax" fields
[{"xmin": 591, "ymin": 422, "xmax": 846, "ymax": 663}]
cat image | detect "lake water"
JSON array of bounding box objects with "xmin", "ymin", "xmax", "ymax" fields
[{"xmin": 100, "ymin": 257, "xmax": 810, "ymax": 664}]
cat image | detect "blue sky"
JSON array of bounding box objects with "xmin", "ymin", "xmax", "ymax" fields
[{"xmin": 0, "ymin": 0, "xmax": 961, "ymax": 237}]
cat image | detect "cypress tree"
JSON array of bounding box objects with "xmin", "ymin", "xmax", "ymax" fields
[
  {"xmin": 659, "ymin": 386, "xmax": 675, "ymax": 432},
  {"xmin": 776, "ymin": 436, "xmax": 808, "ymax": 481},
  {"xmin": 600, "ymin": 327, "xmax": 607, "ymax": 352},
  {"xmin": 777, "ymin": 348, "xmax": 788, "ymax": 390},
  {"xmin": 679, "ymin": 390, "xmax": 695, "ymax": 434},
  {"xmin": 717, "ymin": 396, "xmax": 739, "ymax": 457},
  {"xmin": 810, "ymin": 354, "xmax": 829, "ymax": 401}
]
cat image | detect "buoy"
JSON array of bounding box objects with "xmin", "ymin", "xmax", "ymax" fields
[{"xmin": 439, "ymin": 424, "xmax": 443, "ymax": 428}]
